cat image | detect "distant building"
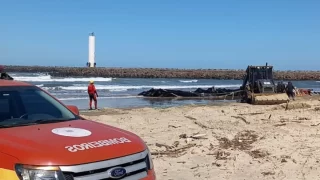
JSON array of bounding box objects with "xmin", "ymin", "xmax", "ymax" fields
[{"xmin": 87, "ymin": 32, "xmax": 96, "ymax": 67}]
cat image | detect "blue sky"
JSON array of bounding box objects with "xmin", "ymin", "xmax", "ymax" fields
[{"xmin": 1, "ymin": 0, "xmax": 320, "ymax": 70}]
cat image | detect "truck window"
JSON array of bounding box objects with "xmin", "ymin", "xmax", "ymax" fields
[
  {"xmin": 20, "ymin": 89, "xmax": 63, "ymax": 118},
  {"xmin": 0, "ymin": 86, "xmax": 77, "ymax": 126},
  {"xmin": 0, "ymin": 96, "xmax": 11, "ymax": 120}
]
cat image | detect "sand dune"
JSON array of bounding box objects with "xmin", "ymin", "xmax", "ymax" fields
[{"xmin": 81, "ymin": 96, "xmax": 320, "ymax": 180}]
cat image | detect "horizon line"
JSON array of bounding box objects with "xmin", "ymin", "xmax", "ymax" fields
[{"xmin": 3, "ymin": 64, "xmax": 320, "ymax": 72}]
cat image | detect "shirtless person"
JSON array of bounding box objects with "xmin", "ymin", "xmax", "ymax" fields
[{"xmin": 286, "ymin": 81, "xmax": 295, "ymax": 100}]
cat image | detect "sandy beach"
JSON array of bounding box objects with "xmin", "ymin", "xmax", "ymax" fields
[{"xmin": 80, "ymin": 95, "xmax": 320, "ymax": 180}]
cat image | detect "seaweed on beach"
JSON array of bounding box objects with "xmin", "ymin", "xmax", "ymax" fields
[
  {"xmin": 272, "ymin": 102, "xmax": 312, "ymax": 110},
  {"xmin": 218, "ymin": 130, "xmax": 259, "ymax": 151},
  {"xmin": 248, "ymin": 149, "xmax": 270, "ymax": 158},
  {"xmin": 151, "ymin": 143, "xmax": 197, "ymax": 157}
]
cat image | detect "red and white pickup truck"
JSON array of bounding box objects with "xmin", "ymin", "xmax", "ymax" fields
[{"xmin": 0, "ymin": 78, "xmax": 156, "ymax": 180}]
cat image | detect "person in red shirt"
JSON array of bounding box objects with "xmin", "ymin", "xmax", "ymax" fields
[{"xmin": 88, "ymin": 80, "xmax": 98, "ymax": 110}]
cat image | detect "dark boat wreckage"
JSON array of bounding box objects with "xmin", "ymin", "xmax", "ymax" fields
[
  {"xmin": 138, "ymin": 63, "xmax": 319, "ymax": 104},
  {"xmin": 0, "ymin": 64, "xmax": 317, "ymax": 104},
  {"xmin": 138, "ymin": 87, "xmax": 243, "ymax": 100}
]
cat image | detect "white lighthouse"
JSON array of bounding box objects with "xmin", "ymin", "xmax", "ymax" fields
[{"xmin": 87, "ymin": 32, "xmax": 96, "ymax": 67}]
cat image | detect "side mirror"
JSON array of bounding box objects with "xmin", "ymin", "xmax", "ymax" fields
[{"xmin": 67, "ymin": 105, "xmax": 80, "ymax": 115}]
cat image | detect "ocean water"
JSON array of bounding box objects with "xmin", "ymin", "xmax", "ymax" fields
[{"xmin": 7, "ymin": 72, "xmax": 320, "ymax": 110}]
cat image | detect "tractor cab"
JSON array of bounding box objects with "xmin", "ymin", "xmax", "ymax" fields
[
  {"xmin": 242, "ymin": 63, "xmax": 275, "ymax": 93},
  {"xmin": 241, "ymin": 63, "xmax": 289, "ymax": 104},
  {"xmin": 254, "ymin": 79, "xmax": 275, "ymax": 93}
]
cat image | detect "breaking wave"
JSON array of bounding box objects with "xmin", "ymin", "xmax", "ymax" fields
[
  {"xmin": 41, "ymin": 84, "xmax": 242, "ymax": 91},
  {"xmin": 179, "ymin": 80, "xmax": 198, "ymax": 83},
  {"xmin": 12, "ymin": 74, "xmax": 113, "ymax": 82},
  {"xmin": 58, "ymin": 96, "xmax": 141, "ymax": 101}
]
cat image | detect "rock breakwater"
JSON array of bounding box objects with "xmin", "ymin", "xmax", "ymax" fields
[{"xmin": 4, "ymin": 65, "xmax": 320, "ymax": 80}]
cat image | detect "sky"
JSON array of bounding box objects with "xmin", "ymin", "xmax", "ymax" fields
[{"xmin": 1, "ymin": 0, "xmax": 320, "ymax": 70}]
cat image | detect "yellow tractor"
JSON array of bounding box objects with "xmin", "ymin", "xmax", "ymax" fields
[{"xmin": 240, "ymin": 63, "xmax": 289, "ymax": 105}]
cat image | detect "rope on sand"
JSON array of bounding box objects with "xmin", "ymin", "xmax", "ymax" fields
[{"xmin": 222, "ymin": 90, "xmax": 243, "ymax": 100}]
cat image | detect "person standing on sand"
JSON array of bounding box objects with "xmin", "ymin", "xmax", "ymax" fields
[
  {"xmin": 286, "ymin": 81, "xmax": 295, "ymax": 100},
  {"xmin": 88, "ymin": 80, "xmax": 98, "ymax": 110}
]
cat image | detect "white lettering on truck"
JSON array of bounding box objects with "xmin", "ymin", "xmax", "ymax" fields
[{"xmin": 65, "ymin": 137, "xmax": 132, "ymax": 152}]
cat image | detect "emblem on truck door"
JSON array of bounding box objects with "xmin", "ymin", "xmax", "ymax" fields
[
  {"xmin": 51, "ymin": 127, "xmax": 92, "ymax": 137},
  {"xmin": 108, "ymin": 167, "xmax": 127, "ymax": 179}
]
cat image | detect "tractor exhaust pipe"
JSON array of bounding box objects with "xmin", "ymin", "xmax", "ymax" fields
[{"xmin": 265, "ymin": 62, "xmax": 268, "ymax": 79}]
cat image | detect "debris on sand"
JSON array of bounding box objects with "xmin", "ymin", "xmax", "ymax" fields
[
  {"xmin": 218, "ymin": 130, "xmax": 259, "ymax": 151},
  {"xmin": 248, "ymin": 149, "xmax": 270, "ymax": 158},
  {"xmin": 179, "ymin": 133, "xmax": 207, "ymax": 140},
  {"xmin": 274, "ymin": 102, "xmax": 312, "ymax": 110},
  {"xmin": 217, "ymin": 131, "xmax": 270, "ymax": 161},
  {"xmin": 274, "ymin": 123, "xmax": 286, "ymax": 127},
  {"xmin": 179, "ymin": 133, "xmax": 208, "ymax": 144},
  {"xmin": 185, "ymin": 115, "xmax": 215, "ymax": 129},
  {"xmin": 238, "ymin": 112, "xmax": 264, "ymax": 116},
  {"xmin": 231, "ymin": 116, "xmax": 250, "ymax": 124},
  {"xmin": 314, "ymin": 107, "xmax": 320, "ymax": 111},
  {"xmin": 152, "ymin": 142, "xmax": 197, "ymax": 157},
  {"xmin": 261, "ymin": 171, "xmax": 275, "ymax": 176},
  {"xmin": 184, "ymin": 116, "xmax": 197, "ymax": 120},
  {"xmin": 214, "ymin": 150, "xmax": 231, "ymax": 160},
  {"xmin": 311, "ymin": 123, "xmax": 320, "ymax": 126}
]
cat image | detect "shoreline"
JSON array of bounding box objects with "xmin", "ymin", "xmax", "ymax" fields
[
  {"xmin": 79, "ymin": 95, "xmax": 318, "ymax": 114},
  {"xmin": 77, "ymin": 98, "xmax": 235, "ymax": 113},
  {"xmin": 62, "ymin": 95, "xmax": 237, "ymax": 110},
  {"xmin": 5, "ymin": 65, "xmax": 320, "ymax": 80},
  {"xmin": 64, "ymin": 93, "xmax": 319, "ymax": 111},
  {"xmin": 79, "ymin": 95, "xmax": 320, "ymax": 179}
]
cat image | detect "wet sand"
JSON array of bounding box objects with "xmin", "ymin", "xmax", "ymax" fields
[{"xmin": 81, "ymin": 95, "xmax": 320, "ymax": 180}]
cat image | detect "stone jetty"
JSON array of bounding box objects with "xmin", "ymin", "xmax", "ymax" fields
[{"xmin": 4, "ymin": 65, "xmax": 320, "ymax": 80}]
